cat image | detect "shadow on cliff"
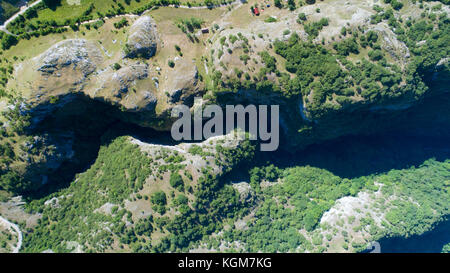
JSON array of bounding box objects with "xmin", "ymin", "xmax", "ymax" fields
[
  {"xmin": 223, "ymin": 91, "xmax": 450, "ymax": 182},
  {"xmin": 23, "ymin": 87, "xmax": 450, "ymax": 199},
  {"xmin": 285, "ymin": 89, "xmax": 450, "ymax": 179},
  {"xmin": 268, "ymin": 133, "xmax": 450, "ymax": 179},
  {"xmin": 22, "ymin": 94, "xmax": 175, "ymax": 200}
]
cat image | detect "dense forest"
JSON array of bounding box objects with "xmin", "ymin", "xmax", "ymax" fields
[
  {"xmin": 0, "ymin": 0, "xmax": 448, "ymax": 253},
  {"xmin": 20, "ymin": 134, "xmax": 450, "ymax": 253},
  {"xmin": 214, "ymin": 3, "xmax": 449, "ymax": 120},
  {"xmin": 0, "ymin": 0, "xmax": 21, "ymax": 24}
]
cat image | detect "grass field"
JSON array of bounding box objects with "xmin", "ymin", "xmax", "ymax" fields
[
  {"xmin": 28, "ymin": 0, "xmax": 152, "ymax": 25},
  {"xmin": 2, "ymin": 4, "xmax": 227, "ymax": 112},
  {"xmin": 22, "ymin": 0, "xmax": 212, "ymax": 26}
]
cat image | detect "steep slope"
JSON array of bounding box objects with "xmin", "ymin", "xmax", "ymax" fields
[
  {"xmin": 21, "ymin": 131, "xmax": 255, "ymax": 253},
  {"xmin": 0, "ymin": 0, "xmax": 448, "ymax": 253}
]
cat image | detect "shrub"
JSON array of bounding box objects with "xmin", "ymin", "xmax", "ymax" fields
[
  {"xmin": 170, "ymin": 172, "xmax": 185, "ymax": 192},
  {"xmin": 264, "ymin": 17, "xmax": 277, "ymax": 23},
  {"xmin": 368, "ymin": 49, "xmax": 383, "ymax": 61},
  {"xmin": 297, "ymin": 13, "xmax": 307, "ymax": 23},
  {"xmin": 112, "ymin": 63, "xmax": 122, "ymax": 70},
  {"xmin": 114, "ymin": 18, "xmax": 129, "ymax": 29}
]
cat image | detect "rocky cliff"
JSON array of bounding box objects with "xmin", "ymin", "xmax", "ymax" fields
[{"xmin": 0, "ymin": 0, "xmax": 449, "ymax": 194}]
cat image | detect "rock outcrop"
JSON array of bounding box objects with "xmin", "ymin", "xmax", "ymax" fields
[
  {"xmin": 2, "ymin": 1, "xmax": 449, "ymax": 197},
  {"xmin": 162, "ymin": 61, "xmax": 199, "ymax": 103},
  {"xmin": 33, "ymin": 39, "xmax": 103, "ymax": 94},
  {"xmin": 125, "ymin": 16, "xmax": 159, "ymax": 59},
  {"xmin": 36, "ymin": 39, "xmax": 101, "ymax": 76},
  {"xmin": 132, "ymin": 131, "xmax": 250, "ymax": 177},
  {"xmin": 93, "ymin": 62, "xmax": 158, "ymax": 112},
  {"xmin": 232, "ymin": 182, "xmax": 255, "ymax": 203},
  {"xmin": 370, "ymin": 24, "xmax": 410, "ymax": 64}
]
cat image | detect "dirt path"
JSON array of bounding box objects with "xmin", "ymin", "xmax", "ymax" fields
[
  {"xmin": 0, "ymin": 0, "xmax": 43, "ymax": 35},
  {"xmin": 1, "ymin": 1, "xmax": 240, "ymax": 35},
  {"xmin": 170, "ymin": 2, "xmax": 240, "ymax": 9},
  {"xmin": 0, "ymin": 216, "xmax": 22, "ymax": 253},
  {"xmin": 77, "ymin": 2, "xmax": 241, "ymax": 26}
]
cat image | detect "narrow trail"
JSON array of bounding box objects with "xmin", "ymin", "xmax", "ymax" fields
[
  {"xmin": 0, "ymin": 0, "xmax": 43, "ymax": 35},
  {"xmin": 0, "ymin": 216, "xmax": 22, "ymax": 253},
  {"xmin": 0, "ymin": 1, "xmax": 241, "ymax": 35},
  {"xmin": 78, "ymin": 2, "xmax": 242, "ymax": 26}
]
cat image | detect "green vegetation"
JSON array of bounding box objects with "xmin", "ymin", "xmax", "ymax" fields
[
  {"xmin": 297, "ymin": 13, "xmax": 307, "ymax": 23},
  {"xmin": 113, "ymin": 18, "xmax": 129, "ymax": 29},
  {"xmin": 177, "ymin": 17, "xmax": 204, "ymax": 33},
  {"xmin": 287, "ymin": 0, "xmax": 296, "ymax": 11},
  {"xmin": 169, "ymin": 172, "xmax": 184, "ymax": 192},
  {"xmin": 303, "ymin": 18, "xmax": 328, "ymax": 39},
  {"xmin": 379, "ymin": 160, "xmax": 450, "ymax": 238},
  {"xmin": 211, "ymin": 1, "xmax": 449, "ymax": 126},
  {"xmin": 442, "ymin": 243, "xmax": 450, "ymax": 253},
  {"xmin": 0, "ymin": 227, "xmax": 15, "ymax": 252},
  {"xmin": 19, "ymin": 135, "xmax": 256, "ymax": 252},
  {"xmin": 239, "ymin": 54, "xmax": 250, "ymax": 64},
  {"xmin": 188, "ymin": 144, "xmax": 212, "ymax": 157},
  {"xmin": 176, "ymin": 16, "xmax": 204, "ymax": 42},
  {"xmin": 274, "ymin": 0, "xmax": 283, "ymax": 8},
  {"xmin": 0, "ymin": 99, "xmax": 34, "ymax": 194},
  {"xmin": 151, "ymin": 191, "xmax": 167, "ymax": 214},
  {"xmin": 215, "ymin": 139, "xmax": 255, "ymax": 172},
  {"xmin": 209, "ymin": 159, "xmax": 450, "ymax": 252},
  {"xmin": 21, "ymin": 134, "xmax": 448, "ymax": 253},
  {"xmin": 0, "ymin": 0, "xmax": 221, "ymax": 49},
  {"xmin": 112, "ymin": 63, "xmax": 122, "ymax": 70},
  {"xmin": 244, "ymin": 165, "xmax": 367, "ymax": 251},
  {"xmin": 22, "ymin": 136, "xmax": 153, "ymax": 252},
  {"xmin": 264, "ymin": 17, "xmax": 277, "ymax": 23},
  {"xmin": 258, "ymin": 51, "xmax": 277, "ymax": 75},
  {"xmin": 271, "ymin": 6, "xmax": 449, "ymax": 118},
  {"xmin": 0, "ymin": 0, "xmax": 449, "ymax": 254},
  {"xmin": 383, "ymin": 0, "xmax": 403, "ymax": 10},
  {"xmin": 174, "ymin": 44, "xmax": 182, "ymax": 56},
  {"xmin": 0, "ymin": 0, "xmax": 20, "ymax": 24},
  {"xmin": 0, "ymin": 32, "xmax": 18, "ymax": 50}
]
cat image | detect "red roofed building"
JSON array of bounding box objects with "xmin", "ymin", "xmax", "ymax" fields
[{"xmin": 254, "ymin": 7, "xmax": 260, "ymax": 16}]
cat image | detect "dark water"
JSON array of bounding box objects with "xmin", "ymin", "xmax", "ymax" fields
[{"xmin": 378, "ymin": 219, "xmax": 450, "ymax": 253}]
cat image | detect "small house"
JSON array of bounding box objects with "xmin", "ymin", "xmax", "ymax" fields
[
  {"xmin": 201, "ymin": 28, "xmax": 209, "ymax": 34},
  {"xmin": 254, "ymin": 7, "xmax": 260, "ymax": 16}
]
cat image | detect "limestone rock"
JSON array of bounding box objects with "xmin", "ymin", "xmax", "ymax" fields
[
  {"xmin": 95, "ymin": 63, "xmax": 149, "ymax": 99},
  {"xmin": 370, "ymin": 24, "xmax": 410, "ymax": 63},
  {"xmin": 163, "ymin": 61, "xmax": 199, "ymax": 103},
  {"xmin": 232, "ymin": 182, "xmax": 254, "ymax": 203},
  {"xmin": 125, "ymin": 16, "xmax": 159, "ymax": 59},
  {"xmin": 29, "ymin": 39, "xmax": 102, "ymax": 98},
  {"xmin": 36, "ymin": 39, "xmax": 102, "ymax": 77}
]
